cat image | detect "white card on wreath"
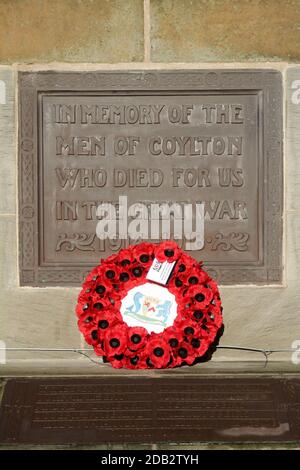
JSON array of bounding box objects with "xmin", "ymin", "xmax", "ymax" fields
[{"xmin": 146, "ymin": 258, "xmax": 176, "ymax": 285}]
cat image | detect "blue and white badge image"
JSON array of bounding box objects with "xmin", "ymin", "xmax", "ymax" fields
[{"xmin": 120, "ymin": 282, "xmax": 178, "ymax": 333}]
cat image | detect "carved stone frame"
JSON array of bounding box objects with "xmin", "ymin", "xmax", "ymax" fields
[{"xmin": 18, "ymin": 70, "xmax": 283, "ymax": 286}]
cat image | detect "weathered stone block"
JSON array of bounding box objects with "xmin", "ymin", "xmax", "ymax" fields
[
  {"xmin": 151, "ymin": 0, "xmax": 300, "ymax": 62},
  {"xmin": 0, "ymin": 68, "xmax": 15, "ymax": 214},
  {"xmin": 218, "ymin": 281, "xmax": 299, "ymax": 359},
  {"xmin": 286, "ymin": 67, "xmax": 300, "ymax": 210},
  {"xmin": 0, "ymin": 288, "xmax": 82, "ymax": 354},
  {"xmin": 0, "ymin": 215, "xmax": 17, "ymax": 288},
  {"xmin": 0, "ymin": 0, "xmax": 144, "ymax": 63}
]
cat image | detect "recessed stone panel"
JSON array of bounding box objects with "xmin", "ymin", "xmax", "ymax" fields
[{"xmin": 18, "ymin": 70, "xmax": 283, "ymax": 286}]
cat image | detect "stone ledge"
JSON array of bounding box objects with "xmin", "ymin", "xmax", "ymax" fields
[{"xmin": 0, "ymin": 360, "xmax": 299, "ymax": 376}]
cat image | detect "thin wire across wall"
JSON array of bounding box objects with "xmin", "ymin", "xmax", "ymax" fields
[{"xmin": 0, "ymin": 345, "xmax": 298, "ymax": 368}]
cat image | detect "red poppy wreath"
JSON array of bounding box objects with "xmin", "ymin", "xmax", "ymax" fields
[{"xmin": 76, "ymin": 241, "xmax": 224, "ymax": 369}]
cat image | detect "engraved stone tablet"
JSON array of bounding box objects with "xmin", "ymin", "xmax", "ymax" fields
[
  {"xmin": 18, "ymin": 70, "xmax": 283, "ymax": 286},
  {"xmin": 1, "ymin": 377, "xmax": 300, "ymax": 444}
]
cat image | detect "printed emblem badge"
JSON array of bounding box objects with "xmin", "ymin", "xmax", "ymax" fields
[{"xmin": 120, "ymin": 282, "xmax": 177, "ymax": 333}]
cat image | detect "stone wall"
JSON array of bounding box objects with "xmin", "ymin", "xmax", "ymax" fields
[{"xmin": 0, "ymin": 0, "xmax": 300, "ymax": 373}]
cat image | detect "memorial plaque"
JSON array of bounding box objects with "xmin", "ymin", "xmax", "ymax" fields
[
  {"xmin": 18, "ymin": 70, "xmax": 283, "ymax": 286},
  {"xmin": 1, "ymin": 377, "xmax": 300, "ymax": 444}
]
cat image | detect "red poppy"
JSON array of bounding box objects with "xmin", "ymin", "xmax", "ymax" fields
[
  {"xmin": 117, "ymin": 265, "xmax": 132, "ymax": 280},
  {"xmin": 187, "ymin": 335, "xmax": 208, "ymax": 356},
  {"xmin": 97, "ymin": 263, "xmax": 121, "ymax": 283},
  {"xmin": 132, "ymin": 242, "xmax": 154, "ymax": 266},
  {"xmin": 168, "ymin": 271, "xmax": 190, "ymax": 294},
  {"xmin": 207, "ymin": 304, "xmax": 223, "ymax": 328},
  {"xmin": 118, "ymin": 247, "xmax": 134, "ymax": 265},
  {"xmin": 135, "ymin": 350, "xmax": 150, "ymax": 369},
  {"xmin": 75, "ymin": 298, "xmax": 92, "ymax": 318},
  {"xmin": 175, "ymin": 299, "xmax": 194, "ymax": 320},
  {"xmin": 162, "ymin": 326, "xmax": 183, "ymax": 350},
  {"xmin": 145, "ymin": 337, "xmax": 171, "ymax": 368},
  {"xmin": 154, "ymin": 241, "xmax": 181, "ymax": 263},
  {"xmin": 93, "ymin": 281, "xmax": 123, "ymax": 302},
  {"xmin": 173, "ymin": 341, "xmax": 196, "ymax": 366},
  {"xmin": 127, "ymin": 326, "xmax": 148, "ymax": 351},
  {"xmin": 186, "ymin": 269, "xmax": 208, "ymax": 286},
  {"xmin": 95, "ymin": 309, "xmax": 122, "ymax": 334},
  {"xmin": 83, "ymin": 325, "xmax": 101, "ymax": 347},
  {"xmin": 88, "ymin": 295, "xmax": 114, "ymax": 315},
  {"xmin": 81, "ymin": 279, "xmax": 98, "ymax": 296},
  {"xmin": 104, "ymin": 323, "xmax": 128, "ymax": 356},
  {"xmin": 187, "ymin": 285, "xmax": 213, "ymax": 308},
  {"xmin": 170, "ymin": 287, "xmax": 187, "ymax": 307},
  {"xmin": 93, "ymin": 278, "xmax": 114, "ymax": 296},
  {"xmin": 173, "ymin": 252, "xmax": 197, "ymax": 273},
  {"xmin": 77, "ymin": 313, "xmax": 96, "ymax": 336},
  {"xmin": 107, "ymin": 354, "xmax": 126, "ymax": 369},
  {"xmin": 124, "ymin": 350, "xmax": 148, "ymax": 369},
  {"xmin": 129, "ymin": 261, "xmax": 147, "ymax": 283},
  {"xmin": 174, "ymin": 318, "xmax": 201, "ymax": 340},
  {"xmin": 199, "ymin": 321, "xmax": 218, "ymax": 342},
  {"xmin": 189, "ymin": 306, "xmax": 208, "ymax": 324}
]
